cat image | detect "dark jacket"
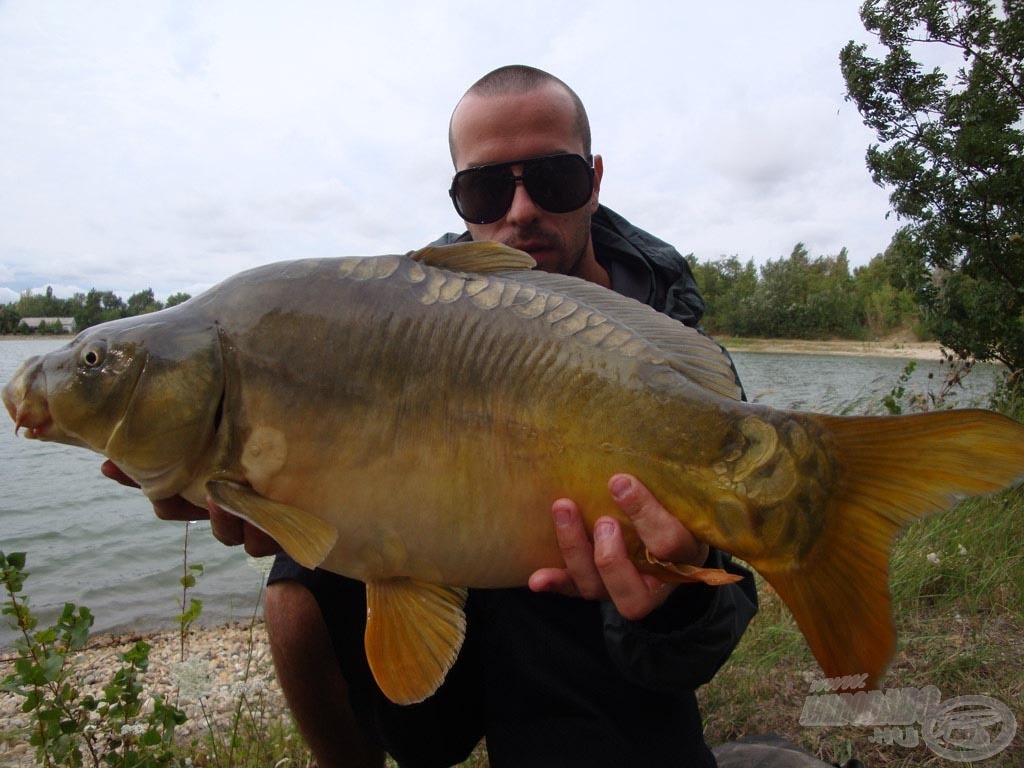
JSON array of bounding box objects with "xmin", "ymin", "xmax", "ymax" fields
[
  {"xmin": 425, "ymin": 206, "xmax": 758, "ymax": 767},
  {"xmin": 432, "ymin": 205, "xmax": 706, "ymax": 326}
]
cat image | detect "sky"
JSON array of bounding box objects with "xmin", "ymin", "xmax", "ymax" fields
[{"xmin": 0, "ymin": 1, "xmax": 907, "ymax": 305}]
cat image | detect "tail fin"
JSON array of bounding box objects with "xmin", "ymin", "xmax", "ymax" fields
[{"xmin": 752, "ymin": 408, "xmax": 1024, "ymax": 689}]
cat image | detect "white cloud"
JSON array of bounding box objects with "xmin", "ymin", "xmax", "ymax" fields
[{"xmin": 0, "ymin": 0, "xmax": 901, "ymax": 303}]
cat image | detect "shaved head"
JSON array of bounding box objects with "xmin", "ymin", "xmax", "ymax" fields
[{"xmin": 449, "ymin": 65, "xmax": 591, "ymax": 163}]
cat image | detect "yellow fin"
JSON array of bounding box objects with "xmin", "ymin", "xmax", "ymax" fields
[
  {"xmin": 641, "ymin": 550, "xmax": 744, "ymax": 585},
  {"xmin": 756, "ymin": 408, "xmax": 1024, "ymax": 689},
  {"xmin": 364, "ymin": 579, "xmax": 468, "ymax": 705},
  {"xmin": 408, "ymin": 241, "xmax": 536, "ymax": 272},
  {"xmin": 206, "ymin": 480, "xmax": 337, "ymax": 570}
]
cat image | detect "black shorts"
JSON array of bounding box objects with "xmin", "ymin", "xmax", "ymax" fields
[{"xmin": 267, "ymin": 554, "xmax": 723, "ymax": 768}]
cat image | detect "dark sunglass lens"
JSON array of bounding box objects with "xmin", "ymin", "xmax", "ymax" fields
[
  {"xmin": 523, "ymin": 155, "xmax": 593, "ymax": 213},
  {"xmin": 454, "ymin": 167, "xmax": 514, "ymax": 224}
]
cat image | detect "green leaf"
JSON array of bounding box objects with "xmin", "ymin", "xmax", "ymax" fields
[
  {"xmin": 6, "ymin": 552, "xmax": 27, "ymax": 569},
  {"xmin": 41, "ymin": 653, "xmax": 65, "ymax": 682}
]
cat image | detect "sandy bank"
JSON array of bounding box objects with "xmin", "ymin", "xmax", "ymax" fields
[{"xmin": 719, "ymin": 337, "xmax": 948, "ymax": 361}]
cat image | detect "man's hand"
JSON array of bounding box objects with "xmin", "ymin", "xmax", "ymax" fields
[
  {"xmin": 528, "ymin": 473, "xmax": 709, "ymax": 621},
  {"xmin": 100, "ymin": 460, "xmax": 282, "ymax": 557}
]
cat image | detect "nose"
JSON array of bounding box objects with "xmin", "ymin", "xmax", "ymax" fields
[{"xmin": 503, "ymin": 175, "xmax": 542, "ymax": 225}]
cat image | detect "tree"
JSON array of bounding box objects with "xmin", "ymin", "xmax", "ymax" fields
[
  {"xmin": 746, "ymin": 244, "xmax": 862, "ymax": 339},
  {"xmin": 840, "ymin": 0, "xmax": 1024, "ymax": 374},
  {"xmin": 165, "ymin": 292, "xmax": 191, "ymax": 308},
  {"xmin": 852, "ymin": 242, "xmax": 924, "ymax": 338},
  {"xmin": 686, "ymin": 254, "xmax": 758, "ymax": 335},
  {"xmin": 0, "ymin": 304, "xmax": 21, "ymax": 334},
  {"xmin": 74, "ymin": 289, "xmax": 126, "ymax": 331},
  {"xmin": 126, "ymin": 288, "xmax": 163, "ymax": 316},
  {"xmin": 15, "ymin": 286, "xmax": 74, "ymax": 319}
]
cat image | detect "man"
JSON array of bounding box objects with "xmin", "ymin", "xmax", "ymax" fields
[
  {"xmin": 264, "ymin": 65, "xmax": 756, "ymax": 768},
  {"xmin": 106, "ymin": 66, "xmax": 846, "ymax": 768}
]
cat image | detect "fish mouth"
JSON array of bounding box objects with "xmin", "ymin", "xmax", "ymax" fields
[
  {"xmin": 11, "ymin": 395, "xmax": 55, "ymax": 441},
  {"xmin": 3, "ymin": 361, "xmax": 56, "ymax": 440},
  {"xmin": 16, "ymin": 418, "xmax": 53, "ymax": 440}
]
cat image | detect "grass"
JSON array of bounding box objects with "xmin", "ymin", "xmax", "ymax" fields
[{"xmin": 698, "ymin": 488, "xmax": 1024, "ymax": 767}]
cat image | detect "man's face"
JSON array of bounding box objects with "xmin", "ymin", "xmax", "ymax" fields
[{"xmin": 449, "ymin": 84, "xmax": 603, "ymax": 277}]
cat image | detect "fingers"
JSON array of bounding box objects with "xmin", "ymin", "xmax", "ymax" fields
[
  {"xmin": 609, "ymin": 474, "xmax": 709, "ymax": 568},
  {"xmin": 103, "ymin": 460, "xmax": 209, "ymax": 521},
  {"xmin": 100, "ymin": 460, "xmax": 139, "ymax": 488},
  {"xmin": 150, "ymin": 495, "xmax": 212, "ymax": 522},
  {"xmin": 208, "ymin": 497, "xmax": 282, "ymax": 557},
  {"xmin": 529, "ymin": 474, "xmax": 707, "ymax": 621},
  {"xmin": 528, "ymin": 499, "xmax": 605, "ymax": 599},
  {"xmin": 101, "ymin": 460, "xmax": 281, "ymax": 557},
  {"xmin": 591, "ymin": 515, "xmax": 672, "ymax": 620}
]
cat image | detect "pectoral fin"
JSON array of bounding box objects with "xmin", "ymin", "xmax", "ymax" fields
[
  {"xmin": 642, "ymin": 549, "xmax": 745, "ymax": 585},
  {"xmin": 206, "ymin": 480, "xmax": 337, "ymax": 570},
  {"xmin": 364, "ymin": 579, "xmax": 468, "ymax": 705}
]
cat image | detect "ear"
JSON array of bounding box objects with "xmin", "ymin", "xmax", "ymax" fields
[{"xmin": 590, "ymin": 154, "xmax": 604, "ymax": 213}]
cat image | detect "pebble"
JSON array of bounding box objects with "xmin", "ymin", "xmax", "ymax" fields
[{"xmin": 0, "ymin": 620, "xmax": 291, "ymax": 768}]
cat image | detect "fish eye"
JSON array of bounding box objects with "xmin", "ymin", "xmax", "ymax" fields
[{"xmin": 80, "ymin": 343, "xmax": 106, "ymax": 368}]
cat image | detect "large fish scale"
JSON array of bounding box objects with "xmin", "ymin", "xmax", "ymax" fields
[{"xmin": 210, "ymin": 251, "xmax": 727, "ymax": 586}]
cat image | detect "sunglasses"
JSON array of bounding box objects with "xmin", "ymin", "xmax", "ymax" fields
[{"xmin": 449, "ymin": 153, "xmax": 595, "ymax": 225}]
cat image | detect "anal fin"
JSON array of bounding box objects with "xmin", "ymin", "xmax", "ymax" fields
[
  {"xmin": 364, "ymin": 579, "xmax": 468, "ymax": 705},
  {"xmin": 642, "ymin": 549, "xmax": 744, "ymax": 586},
  {"xmin": 206, "ymin": 480, "xmax": 337, "ymax": 570}
]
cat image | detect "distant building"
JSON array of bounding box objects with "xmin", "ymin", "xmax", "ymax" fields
[{"xmin": 19, "ymin": 317, "xmax": 76, "ymax": 333}]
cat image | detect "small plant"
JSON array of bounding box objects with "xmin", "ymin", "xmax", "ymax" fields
[
  {"xmin": 878, "ymin": 350, "xmax": 976, "ymax": 415},
  {"xmin": 177, "ymin": 522, "xmax": 204, "ymax": 663},
  {"xmin": 1, "ymin": 551, "xmax": 187, "ymax": 767}
]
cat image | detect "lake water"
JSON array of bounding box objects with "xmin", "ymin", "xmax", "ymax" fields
[{"xmin": 0, "ymin": 337, "xmax": 1004, "ymax": 648}]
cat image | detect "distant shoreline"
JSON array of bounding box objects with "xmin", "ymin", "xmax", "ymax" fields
[
  {"xmin": 718, "ymin": 336, "xmax": 948, "ymax": 361},
  {"xmin": 0, "ymin": 334, "xmax": 950, "ymax": 361}
]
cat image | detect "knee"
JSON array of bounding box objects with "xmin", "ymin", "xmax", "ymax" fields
[{"xmin": 265, "ymin": 580, "xmax": 327, "ymax": 655}]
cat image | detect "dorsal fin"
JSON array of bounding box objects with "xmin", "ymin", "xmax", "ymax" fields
[
  {"xmin": 494, "ymin": 269, "xmax": 743, "ymax": 401},
  {"xmin": 408, "ymin": 241, "xmax": 536, "ymax": 272}
]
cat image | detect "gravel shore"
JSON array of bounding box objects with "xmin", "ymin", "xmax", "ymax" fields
[{"xmin": 0, "ymin": 620, "xmax": 292, "ymax": 767}]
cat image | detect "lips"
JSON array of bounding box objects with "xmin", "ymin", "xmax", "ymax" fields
[
  {"xmin": 507, "ymin": 242, "xmax": 555, "ymax": 270},
  {"xmin": 11, "ymin": 395, "xmax": 53, "ymax": 440},
  {"xmin": 510, "ymin": 241, "xmax": 546, "ymax": 254},
  {"xmin": 3, "ymin": 361, "xmax": 53, "ymax": 439}
]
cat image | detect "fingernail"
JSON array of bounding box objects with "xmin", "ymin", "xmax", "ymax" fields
[
  {"xmin": 594, "ymin": 520, "xmax": 615, "ymax": 541},
  {"xmin": 553, "ymin": 503, "xmax": 572, "ymax": 527},
  {"xmin": 609, "ymin": 475, "xmax": 632, "ymax": 501}
]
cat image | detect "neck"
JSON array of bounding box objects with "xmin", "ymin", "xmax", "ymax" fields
[{"xmin": 570, "ymin": 242, "xmax": 611, "ymax": 288}]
